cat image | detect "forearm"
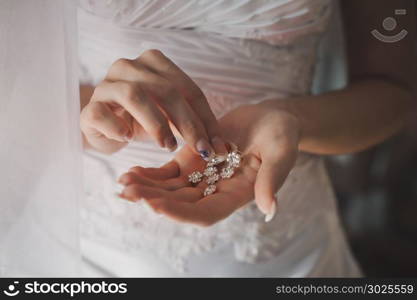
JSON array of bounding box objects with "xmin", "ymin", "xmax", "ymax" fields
[{"xmin": 263, "ymin": 79, "xmax": 414, "ymax": 155}]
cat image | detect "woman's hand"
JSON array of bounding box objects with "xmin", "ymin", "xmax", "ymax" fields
[
  {"xmin": 118, "ymin": 102, "xmax": 301, "ymax": 225},
  {"xmin": 80, "ymin": 49, "xmax": 227, "ymax": 155}
]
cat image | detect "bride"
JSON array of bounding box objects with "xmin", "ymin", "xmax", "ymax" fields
[
  {"xmin": 76, "ymin": 0, "xmax": 415, "ymax": 277},
  {"xmin": 1, "ymin": 0, "xmax": 414, "ymax": 277}
]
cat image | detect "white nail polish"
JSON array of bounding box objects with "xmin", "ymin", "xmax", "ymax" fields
[{"xmin": 264, "ymin": 200, "xmax": 277, "ymax": 223}]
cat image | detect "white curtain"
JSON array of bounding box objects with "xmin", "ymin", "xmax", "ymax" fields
[{"xmin": 0, "ymin": 0, "xmax": 81, "ymax": 276}]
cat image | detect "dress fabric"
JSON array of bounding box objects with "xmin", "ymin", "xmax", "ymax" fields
[{"xmin": 78, "ymin": 0, "xmax": 362, "ymax": 277}]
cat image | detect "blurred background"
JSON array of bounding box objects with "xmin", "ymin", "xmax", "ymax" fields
[
  {"xmin": 326, "ymin": 119, "xmax": 417, "ymax": 277},
  {"xmin": 314, "ymin": 2, "xmax": 417, "ymax": 277}
]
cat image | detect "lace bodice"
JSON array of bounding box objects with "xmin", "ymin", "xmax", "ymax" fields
[{"xmin": 78, "ymin": 0, "xmax": 346, "ymax": 275}]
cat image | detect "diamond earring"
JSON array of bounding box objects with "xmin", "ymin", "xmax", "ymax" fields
[{"xmin": 188, "ymin": 142, "xmax": 242, "ymax": 196}]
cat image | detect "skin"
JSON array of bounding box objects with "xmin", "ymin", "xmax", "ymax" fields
[
  {"xmin": 80, "ymin": 0, "xmax": 416, "ymax": 226},
  {"xmin": 80, "ymin": 49, "xmax": 227, "ymax": 156}
]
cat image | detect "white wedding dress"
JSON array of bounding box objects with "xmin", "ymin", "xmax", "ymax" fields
[{"xmin": 78, "ymin": 0, "xmax": 362, "ymax": 277}]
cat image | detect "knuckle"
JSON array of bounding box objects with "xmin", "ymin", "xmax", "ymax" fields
[
  {"xmin": 90, "ymin": 81, "xmax": 106, "ymax": 100},
  {"xmin": 111, "ymin": 58, "xmax": 133, "ymax": 71},
  {"xmin": 140, "ymin": 49, "xmax": 164, "ymax": 60},
  {"xmin": 128, "ymin": 166, "xmax": 143, "ymax": 174},
  {"xmin": 119, "ymin": 82, "xmax": 140, "ymax": 103}
]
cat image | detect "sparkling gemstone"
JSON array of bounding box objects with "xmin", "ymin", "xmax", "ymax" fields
[
  {"xmin": 207, "ymin": 155, "xmax": 226, "ymax": 166},
  {"xmin": 206, "ymin": 173, "xmax": 220, "ymax": 185},
  {"xmin": 204, "ymin": 184, "xmax": 216, "ymax": 196},
  {"xmin": 188, "ymin": 171, "xmax": 203, "ymax": 183},
  {"xmin": 226, "ymin": 152, "xmax": 241, "ymax": 168},
  {"xmin": 220, "ymin": 167, "xmax": 234, "ymax": 179},
  {"xmin": 203, "ymin": 166, "xmax": 217, "ymax": 177}
]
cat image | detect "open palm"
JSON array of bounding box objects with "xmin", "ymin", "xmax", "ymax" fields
[
  {"xmin": 119, "ymin": 103, "xmax": 300, "ymax": 225},
  {"xmin": 118, "ymin": 143, "xmax": 259, "ymax": 226}
]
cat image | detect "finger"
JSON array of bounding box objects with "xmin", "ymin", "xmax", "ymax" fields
[
  {"xmin": 92, "ymin": 80, "xmax": 177, "ymax": 151},
  {"xmin": 144, "ymin": 191, "xmax": 243, "ymax": 227},
  {"xmin": 143, "ymin": 78, "xmax": 212, "ymax": 157},
  {"xmin": 138, "ymin": 50, "xmax": 227, "ymax": 154},
  {"xmin": 210, "ymin": 136, "xmax": 228, "ymax": 154},
  {"xmin": 108, "ymin": 58, "xmax": 214, "ymax": 158},
  {"xmin": 254, "ymin": 150, "xmax": 296, "ymax": 220},
  {"xmin": 171, "ymin": 187, "xmax": 205, "ymax": 203},
  {"xmin": 118, "ymin": 171, "xmax": 186, "ymax": 190},
  {"xmin": 81, "ymin": 101, "xmax": 131, "ymax": 143},
  {"xmin": 118, "ymin": 171, "xmax": 158, "ymax": 187},
  {"xmin": 129, "ymin": 160, "xmax": 179, "ymax": 180},
  {"xmin": 120, "ymin": 184, "xmax": 201, "ymax": 204},
  {"xmin": 120, "ymin": 184, "xmax": 164, "ymax": 202}
]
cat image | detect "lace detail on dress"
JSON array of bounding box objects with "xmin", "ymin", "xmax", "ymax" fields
[{"xmin": 81, "ymin": 147, "xmax": 335, "ymax": 272}]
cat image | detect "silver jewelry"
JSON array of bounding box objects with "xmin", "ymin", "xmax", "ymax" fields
[
  {"xmin": 188, "ymin": 171, "xmax": 203, "ymax": 184},
  {"xmin": 220, "ymin": 166, "xmax": 234, "ymax": 179},
  {"xmin": 203, "ymin": 166, "xmax": 217, "ymax": 177},
  {"xmin": 207, "ymin": 155, "xmax": 226, "ymax": 167},
  {"xmin": 226, "ymin": 151, "xmax": 241, "ymax": 168},
  {"xmin": 204, "ymin": 184, "xmax": 217, "ymax": 196},
  {"xmin": 188, "ymin": 142, "xmax": 243, "ymax": 197},
  {"xmin": 206, "ymin": 173, "xmax": 220, "ymax": 185}
]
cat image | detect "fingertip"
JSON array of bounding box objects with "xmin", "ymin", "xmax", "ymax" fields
[
  {"xmin": 117, "ymin": 192, "xmax": 137, "ymax": 202},
  {"xmin": 255, "ymin": 197, "xmax": 272, "ymax": 215},
  {"xmin": 195, "ymin": 138, "xmax": 214, "ymax": 160},
  {"xmin": 264, "ymin": 198, "xmax": 277, "ymax": 223},
  {"xmin": 117, "ymin": 175, "xmax": 125, "ymax": 184},
  {"xmin": 211, "ymin": 136, "xmax": 228, "ymax": 154},
  {"xmin": 117, "ymin": 172, "xmax": 136, "ymax": 185}
]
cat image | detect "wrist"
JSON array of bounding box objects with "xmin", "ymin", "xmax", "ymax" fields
[{"xmin": 257, "ymin": 99, "xmax": 302, "ymax": 150}]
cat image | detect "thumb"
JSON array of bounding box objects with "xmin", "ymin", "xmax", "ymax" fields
[{"xmin": 254, "ymin": 151, "xmax": 296, "ymax": 222}]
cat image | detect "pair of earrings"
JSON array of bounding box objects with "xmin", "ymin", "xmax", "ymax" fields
[{"xmin": 188, "ymin": 143, "xmax": 242, "ymax": 197}]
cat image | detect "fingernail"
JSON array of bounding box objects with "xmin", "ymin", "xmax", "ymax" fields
[
  {"xmin": 116, "ymin": 192, "xmax": 127, "ymax": 200},
  {"xmin": 117, "ymin": 192, "xmax": 137, "ymax": 202},
  {"xmin": 264, "ymin": 199, "xmax": 277, "ymax": 223},
  {"xmin": 211, "ymin": 136, "xmax": 227, "ymax": 154},
  {"xmin": 196, "ymin": 139, "xmax": 212, "ymax": 160},
  {"xmin": 164, "ymin": 136, "xmax": 177, "ymax": 152}
]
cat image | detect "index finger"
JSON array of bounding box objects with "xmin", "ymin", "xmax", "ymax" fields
[
  {"xmin": 137, "ymin": 50, "xmax": 227, "ymax": 153},
  {"xmin": 143, "ymin": 191, "xmax": 245, "ymax": 227}
]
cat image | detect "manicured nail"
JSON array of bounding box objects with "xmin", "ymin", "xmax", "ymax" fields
[
  {"xmin": 117, "ymin": 192, "xmax": 137, "ymax": 202},
  {"xmin": 211, "ymin": 136, "xmax": 227, "ymax": 154},
  {"xmin": 164, "ymin": 136, "xmax": 177, "ymax": 152},
  {"xmin": 196, "ymin": 139, "xmax": 212, "ymax": 160},
  {"xmin": 116, "ymin": 192, "xmax": 127, "ymax": 200},
  {"xmin": 264, "ymin": 199, "xmax": 277, "ymax": 223}
]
